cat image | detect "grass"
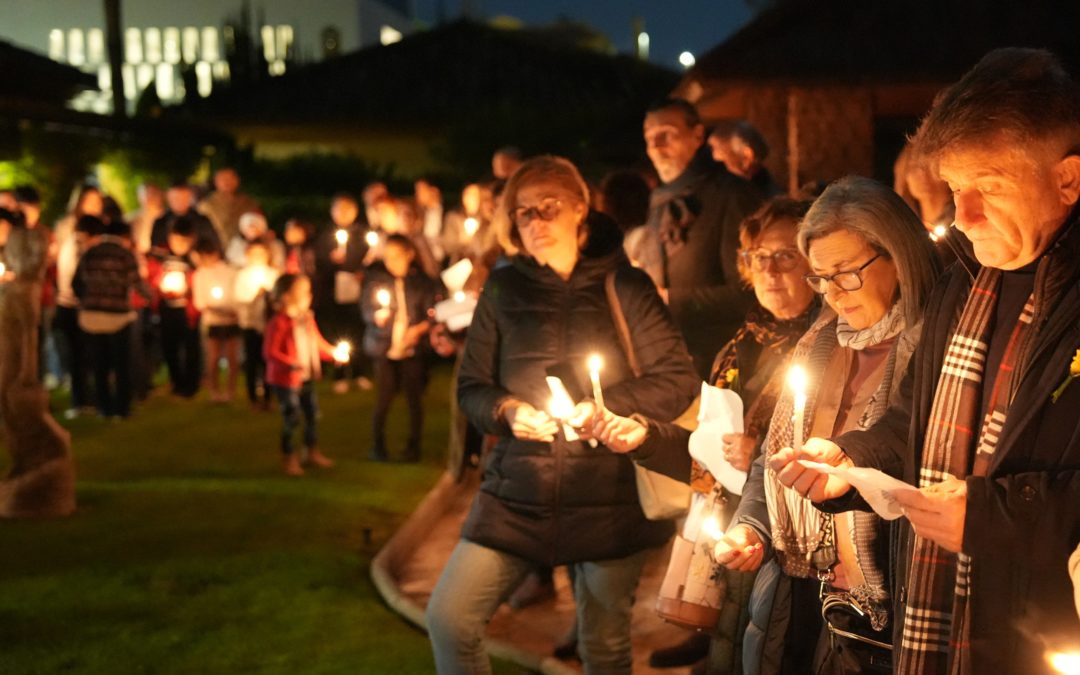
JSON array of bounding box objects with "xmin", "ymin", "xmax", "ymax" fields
[{"xmin": 0, "ymin": 365, "xmax": 518, "ymax": 674}]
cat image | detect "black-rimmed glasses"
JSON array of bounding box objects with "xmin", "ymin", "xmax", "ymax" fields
[{"xmin": 804, "ymin": 254, "xmax": 882, "ymax": 294}]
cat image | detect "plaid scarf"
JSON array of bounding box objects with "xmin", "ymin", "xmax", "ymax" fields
[{"xmin": 897, "ymin": 266, "xmax": 1039, "ymax": 674}]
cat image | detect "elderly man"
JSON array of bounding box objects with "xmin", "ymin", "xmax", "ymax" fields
[
  {"xmin": 709, "ymin": 120, "xmax": 783, "ymax": 198},
  {"xmin": 199, "ymin": 167, "xmax": 260, "ymax": 245},
  {"xmin": 769, "ymin": 48, "xmax": 1080, "ymax": 673},
  {"xmin": 643, "ymin": 98, "xmax": 762, "ymax": 377}
]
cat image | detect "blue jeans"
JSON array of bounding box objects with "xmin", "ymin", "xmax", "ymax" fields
[
  {"xmin": 426, "ymin": 539, "xmax": 648, "ymax": 675},
  {"xmin": 273, "ymin": 381, "xmax": 317, "ymax": 455}
]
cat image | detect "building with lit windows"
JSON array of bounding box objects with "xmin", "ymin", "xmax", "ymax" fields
[{"xmin": 0, "ymin": 1, "xmax": 414, "ymax": 114}]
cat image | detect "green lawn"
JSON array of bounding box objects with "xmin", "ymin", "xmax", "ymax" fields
[{"xmin": 0, "ymin": 366, "xmax": 516, "ymax": 674}]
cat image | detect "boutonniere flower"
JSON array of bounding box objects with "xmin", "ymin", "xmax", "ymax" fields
[
  {"xmin": 1051, "ymin": 349, "xmax": 1080, "ymax": 403},
  {"xmin": 725, "ymin": 368, "xmax": 739, "ymax": 390}
]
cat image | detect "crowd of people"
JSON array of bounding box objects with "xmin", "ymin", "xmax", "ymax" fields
[{"xmin": 1, "ymin": 44, "xmax": 1079, "ymax": 675}]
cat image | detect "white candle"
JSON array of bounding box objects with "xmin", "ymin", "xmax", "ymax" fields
[
  {"xmin": 211, "ymin": 286, "xmax": 224, "ymax": 302},
  {"xmin": 335, "ymin": 229, "xmax": 349, "ymax": 248},
  {"xmin": 587, "ymin": 354, "xmax": 605, "ymax": 410},
  {"xmin": 1049, "ymin": 652, "xmax": 1080, "ymax": 675},
  {"xmin": 701, "ymin": 514, "xmax": 724, "ymax": 542},
  {"xmin": 160, "ymin": 270, "xmax": 186, "ymax": 294},
  {"xmin": 463, "ymin": 217, "xmax": 479, "ymax": 239},
  {"xmin": 365, "ymin": 230, "xmax": 379, "ymax": 248},
  {"xmin": 0, "ymin": 262, "xmax": 6, "ymax": 276},
  {"xmin": 787, "ymin": 365, "xmax": 808, "ymax": 453},
  {"xmin": 546, "ymin": 375, "xmax": 579, "ymax": 441},
  {"xmin": 333, "ymin": 340, "xmax": 351, "ymax": 363},
  {"xmin": 453, "ymin": 290, "xmax": 466, "ymax": 303},
  {"xmin": 375, "ymin": 288, "xmax": 392, "ymax": 309}
]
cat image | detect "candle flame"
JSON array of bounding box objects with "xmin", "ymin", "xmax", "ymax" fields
[
  {"xmin": 333, "ymin": 340, "xmax": 352, "ymax": 362},
  {"xmin": 463, "ymin": 217, "xmax": 479, "ymax": 237},
  {"xmin": 211, "ymin": 286, "xmax": 224, "ymax": 301},
  {"xmin": 787, "ymin": 365, "xmax": 808, "ymax": 396},
  {"xmin": 335, "ymin": 229, "xmax": 349, "ymax": 245},
  {"xmin": 376, "ymin": 288, "xmax": 392, "ymax": 308},
  {"xmin": 0, "ymin": 262, "xmax": 7, "ymax": 275},
  {"xmin": 702, "ymin": 514, "xmax": 724, "ymax": 541},
  {"xmin": 1050, "ymin": 652, "xmax": 1080, "ymax": 674},
  {"xmin": 365, "ymin": 230, "xmax": 379, "ymax": 247},
  {"xmin": 546, "ymin": 376, "xmax": 576, "ymax": 421},
  {"xmin": 161, "ymin": 270, "xmax": 186, "ymax": 294},
  {"xmin": 587, "ymin": 354, "xmax": 603, "ymax": 374},
  {"xmin": 453, "ymin": 290, "xmax": 466, "ymax": 303}
]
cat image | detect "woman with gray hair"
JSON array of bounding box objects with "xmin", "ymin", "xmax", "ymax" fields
[{"xmin": 708, "ymin": 176, "xmax": 941, "ymax": 674}]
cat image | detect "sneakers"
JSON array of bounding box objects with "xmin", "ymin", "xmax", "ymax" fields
[
  {"xmin": 282, "ymin": 454, "xmax": 305, "ymax": 476},
  {"xmin": 355, "ymin": 376, "xmax": 374, "ymax": 391},
  {"xmin": 332, "ymin": 380, "xmax": 349, "ymax": 395},
  {"xmin": 306, "ymin": 449, "xmax": 335, "ymax": 468}
]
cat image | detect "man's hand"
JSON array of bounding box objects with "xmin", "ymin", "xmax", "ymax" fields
[
  {"xmin": 713, "ymin": 524, "xmax": 765, "ymax": 572},
  {"xmin": 892, "ymin": 478, "xmax": 967, "ymax": 553},
  {"xmin": 504, "ymin": 402, "xmax": 559, "ymax": 443},
  {"xmin": 591, "ymin": 410, "xmax": 648, "ymax": 454},
  {"xmin": 768, "ymin": 437, "xmax": 853, "ymax": 502},
  {"xmin": 722, "ymin": 433, "xmax": 756, "ymax": 473}
]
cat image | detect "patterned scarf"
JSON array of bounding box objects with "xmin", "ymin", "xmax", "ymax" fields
[
  {"xmin": 648, "ymin": 152, "xmax": 712, "ymax": 282},
  {"xmin": 897, "ymin": 266, "xmax": 1039, "ymax": 674}
]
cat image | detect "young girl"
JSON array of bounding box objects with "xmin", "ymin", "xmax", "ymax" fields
[
  {"xmin": 234, "ymin": 240, "xmax": 279, "ymax": 410},
  {"xmin": 192, "ymin": 239, "xmax": 240, "ymax": 402},
  {"xmin": 264, "ymin": 274, "xmax": 343, "ymax": 476},
  {"xmin": 361, "ymin": 234, "xmax": 439, "ymax": 462}
]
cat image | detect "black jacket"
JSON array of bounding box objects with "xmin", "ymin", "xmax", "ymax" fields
[
  {"xmin": 830, "ymin": 223, "xmax": 1080, "ymax": 673},
  {"xmin": 312, "ymin": 222, "xmax": 370, "ymax": 310},
  {"xmin": 73, "ymin": 236, "xmax": 147, "ymax": 314},
  {"xmin": 360, "ymin": 264, "xmax": 441, "ymax": 358},
  {"xmin": 457, "ymin": 214, "xmax": 699, "ymax": 565}
]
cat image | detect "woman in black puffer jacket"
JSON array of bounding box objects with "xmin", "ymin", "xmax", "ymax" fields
[{"xmin": 426, "ymin": 156, "xmax": 698, "ymax": 675}]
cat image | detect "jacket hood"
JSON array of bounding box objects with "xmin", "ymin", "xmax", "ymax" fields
[{"xmin": 510, "ymin": 210, "xmax": 627, "ymax": 287}]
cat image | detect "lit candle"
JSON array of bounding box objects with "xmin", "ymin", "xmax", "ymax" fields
[
  {"xmin": 1049, "ymin": 652, "xmax": 1080, "ymax": 675},
  {"xmin": 787, "ymin": 365, "xmax": 808, "ymax": 453},
  {"xmin": 546, "ymin": 375, "xmax": 579, "ymax": 441},
  {"xmin": 365, "ymin": 230, "xmax": 379, "ymax": 248},
  {"xmin": 335, "ymin": 228, "xmax": 349, "ymax": 248},
  {"xmin": 375, "ymin": 288, "xmax": 392, "ymax": 309},
  {"xmin": 701, "ymin": 514, "xmax": 724, "ymax": 542},
  {"xmin": 929, "ymin": 224, "xmax": 949, "ymax": 242},
  {"xmin": 463, "ymin": 217, "xmax": 479, "ymax": 239},
  {"xmin": 453, "ymin": 290, "xmax": 466, "ymax": 303},
  {"xmin": 211, "ymin": 286, "xmax": 224, "ymax": 302},
  {"xmin": 0, "ymin": 262, "xmax": 6, "ymax": 276},
  {"xmin": 160, "ymin": 270, "xmax": 186, "ymax": 294},
  {"xmin": 333, "ymin": 340, "xmax": 351, "ymax": 363},
  {"xmin": 587, "ymin": 354, "xmax": 605, "ymax": 410}
]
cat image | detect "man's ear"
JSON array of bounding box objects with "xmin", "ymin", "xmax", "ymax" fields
[{"xmin": 1054, "ymin": 154, "xmax": 1080, "ymax": 207}]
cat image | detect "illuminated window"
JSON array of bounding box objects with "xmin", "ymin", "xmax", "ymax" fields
[
  {"xmin": 261, "ymin": 25, "xmax": 275, "ymax": 61},
  {"xmin": 125, "ymin": 27, "xmax": 142, "ymax": 63},
  {"xmin": 156, "ymin": 63, "xmax": 175, "ymax": 100},
  {"xmin": 201, "ymin": 27, "xmax": 219, "ymax": 61},
  {"xmin": 87, "ymin": 28, "xmax": 104, "ymax": 64},
  {"xmin": 48, "ymin": 29, "xmax": 65, "ymax": 61},
  {"xmin": 380, "ymin": 25, "xmax": 402, "ymax": 46},
  {"xmin": 195, "ymin": 61, "xmax": 213, "ymax": 97},
  {"xmin": 122, "ymin": 63, "xmax": 136, "ymax": 100},
  {"xmin": 182, "ymin": 27, "xmax": 199, "ymax": 63},
  {"xmin": 136, "ymin": 63, "xmax": 155, "ymax": 93},
  {"xmin": 212, "ymin": 61, "xmax": 230, "ymax": 81},
  {"xmin": 68, "ymin": 28, "xmax": 85, "ymax": 66},
  {"xmin": 145, "ymin": 27, "xmax": 162, "ymax": 64},
  {"xmin": 276, "ymin": 25, "xmax": 293, "ymax": 60},
  {"xmin": 163, "ymin": 27, "xmax": 180, "ymax": 64}
]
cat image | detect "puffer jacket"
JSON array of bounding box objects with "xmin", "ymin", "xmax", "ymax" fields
[{"xmin": 457, "ymin": 213, "xmax": 699, "ymax": 565}]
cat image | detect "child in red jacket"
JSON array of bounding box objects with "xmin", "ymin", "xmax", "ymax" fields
[{"xmin": 264, "ymin": 274, "xmax": 346, "ymax": 476}]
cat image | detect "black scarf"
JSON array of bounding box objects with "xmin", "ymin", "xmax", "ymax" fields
[{"xmin": 648, "ymin": 150, "xmax": 714, "ymax": 261}]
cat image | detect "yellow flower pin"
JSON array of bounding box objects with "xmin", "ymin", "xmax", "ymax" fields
[
  {"xmin": 1071, "ymin": 349, "xmax": 1080, "ymax": 377},
  {"xmin": 725, "ymin": 368, "xmax": 739, "ymax": 383},
  {"xmin": 1052, "ymin": 349, "xmax": 1080, "ymax": 403}
]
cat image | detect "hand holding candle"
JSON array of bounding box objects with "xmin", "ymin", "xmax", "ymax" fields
[
  {"xmin": 546, "ymin": 376, "xmax": 580, "ymax": 441},
  {"xmin": 160, "ymin": 270, "xmax": 186, "ymax": 295},
  {"xmin": 1049, "ymin": 651, "xmax": 1080, "ymax": 674},
  {"xmin": 786, "ymin": 365, "xmax": 808, "ymax": 453},
  {"xmin": 365, "ymin": 230, "xmax": 380, "ymax": 248},
  {"xmin": 376, "ymin": 288, "xmax": 392, "ymax": 308},
  {"xmin": 463, "ymin": 217, "xmax": 479, "ymax": 239},
  {"xmin": 333, "ymin": 340, "xmax": 351, "ymax": 363},
  {"xmin": 210, "ymin": 286, "xmax": 225, "ymax": 304},
  {"xmin": 335, "ymin": 229, "xmax": 349, "ymax": 247},
  {"xmin": 712, "ymin": 524, "xmax": 764, "ymax": 572}
]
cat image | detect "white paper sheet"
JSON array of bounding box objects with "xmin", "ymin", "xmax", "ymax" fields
[
  {"xmin": 440, "ymin": 259, "xmax": 473, "ymax": 293},
  {"xmin": 796, "ymin": 460, "xmax": 919, "ymax": 521},
  {"xmin": 688, "ymin": 382, "xmax": 747, "ymax": 495}
]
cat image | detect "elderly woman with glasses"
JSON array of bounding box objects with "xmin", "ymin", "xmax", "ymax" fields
[{"xmin": 425, "ymin": 156, "xmax": 698, "ymax": 675}]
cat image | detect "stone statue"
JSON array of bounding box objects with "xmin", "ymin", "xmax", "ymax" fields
[{"xmin": 0, "ymin": 223, "xmax": 75, "ymax": 517}]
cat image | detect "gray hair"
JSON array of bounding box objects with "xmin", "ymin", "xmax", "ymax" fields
[{"xmin": 798, "ymin": 176, "xmax": 941, "ymax": 327}]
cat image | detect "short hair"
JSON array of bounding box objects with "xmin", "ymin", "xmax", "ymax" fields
[
  {"xmin": 384, "ymin": 233, "xmax": 416, "ymax": 256},
  {"xmin": 736, "ymin": 196, "xmax": 813, "ymax": 285},
  {"xmin": 271, "ymin": 273, "xmax": 306, "ymax": 310},
  {"xmin": 13, "ymin": 185, "xmax": 40, "ymax": 205},
  {"xmin": 798, "ymin": 176, "xmax": 942, "ymax": 327},
  {"xmin": 914, "ymin": 48, "xmax": 1080, "ymax": 158},
  {"xmin": 105, "ymin": 219, "xmax": 131, "ymax": 239},
  {"xmin": 169, "ymin": 180, "xmax": 191, "ymax": 191},
  {"xmin": 493, "ymin": 155, "xmax": 591, "ymax": 255},
  {"xmin": 284, "ymin": 218, "xmax": 315, "ymax": 240},
  {"xmin": 731, "ymin": 121, "xmax": 769, "ymax": 161},
  {"xmin": 0, "ymin": 207, "xmax": 25, "ymax": 228},
  {"xmin": 76, "ymin": 214, "xmax": 105, "ymax": 237},
  {"xmin": 331, "ymin": 191, "xmax": 357, "ymax": 206},
  {"xmin": 646, "ymin": 98, "xmax": 702, "ymax": 128},
  {"xmin": 168, "ymin": 216, "xmax": 197, "ymax": 239}
]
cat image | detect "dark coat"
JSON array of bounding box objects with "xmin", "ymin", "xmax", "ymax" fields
[
  {"xmin": 312, "ymin": 222, "xmax": 370, "ymax": 310},
  {"xmin": 457, "ymin": 214, "xmax": 699, "ymax": 565},
  {"xmin": 829, "ymin": 222, "xmax": 1080, "ymax": 673},
  {"xmin": 72, "ymin": 236, "xmax": 147, "ymax": 314},
  {"xmin": 360, "ymin": 264, "xmax": 441, "ymax": 359},
  {"xmin": 149, "ymin": 211, "xmax": 219, "ymax": 253}
]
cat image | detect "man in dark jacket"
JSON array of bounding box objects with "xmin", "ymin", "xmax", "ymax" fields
[
  {"xmin": 643, "ymin": 98, "xmax": 762, "ymax": 378},
  {"xmin": 770, "ymin": 48, "xmax": 1080, "ymax": 673},
  {"xmin": 149, "ymin": 182, "xmax": 220, "ymax": 254}
]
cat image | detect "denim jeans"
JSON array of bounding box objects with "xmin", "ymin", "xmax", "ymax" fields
[
  {"xmin": 426, "ymin": 539, "xmax": 648, "ymax": 675},
  {"xmin": 273, "ymin": 381, "xmax": 317, "ymax": 455}
]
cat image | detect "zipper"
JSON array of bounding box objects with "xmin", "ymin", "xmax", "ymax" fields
[{"xmin": 551, "ymin": 280, "xmax": 572, "ymax": 565}]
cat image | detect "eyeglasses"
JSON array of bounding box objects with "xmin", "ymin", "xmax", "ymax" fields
[
  {"xmin": 740, "ymin": 247, "xmax": 803, "ymax": 273},
  {"xmin": 804, "ymin": 254, "xmax": 883, "ymax": 294},
  {"xmin": 511, "ymin": 198, "xmax": 563, "ymax": 228}
]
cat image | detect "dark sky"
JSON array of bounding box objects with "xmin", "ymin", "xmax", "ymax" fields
[{"xmin": 412, "ymin": 0, "xmax": 759, "ymax": 69}]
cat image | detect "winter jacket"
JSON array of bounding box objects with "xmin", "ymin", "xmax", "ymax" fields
[
  {"xmin": 312, "ymin": 222, "xmax": 370, "ymax": 310},
  {"xmin": 457, "ymin": 213, "xmax": 699, "ymax": 566},
  {"xmin": 359, "ymin": 264, "xmax": 441, "ymax": 359},
  {"xmin": 263, "ymin": 311, "xmax": 335, "ymax": 389},
  {"xmin": 825, "ymin": 220, "xmax": 1080, "ymax": 673},
  {"xmin": 72, "ymin": 236, "xmax": 146, "ymax": 314}
]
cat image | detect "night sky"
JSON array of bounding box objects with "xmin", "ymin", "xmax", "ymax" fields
[{"xmin": 413, "ymin": 0, "xmax": 759, "ymax": 69}]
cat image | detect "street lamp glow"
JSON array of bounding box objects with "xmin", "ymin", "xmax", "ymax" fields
[
  {"xmin": 679, "ymin": 51, "xmax": 696, "ymax": 68},
  {"xmin": 637, "ymin": 31, "xmax": 650, "ymax": 60}
]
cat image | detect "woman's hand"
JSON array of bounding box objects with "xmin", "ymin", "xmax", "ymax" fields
[
  {"xmin": 712, "ymin": 524, "xmax": 764, "ymax": 572},
  {"xmin": 567, "ymin": 401, "xmax": 599, "ymax": 439},
  {"xmin": 374, "ymin": 307, "xmax": 392, "ymax": 328},
  {"xmin": 504, "ymin": 402, "xmax": 559, "ymax": 443},
  {"xmin": 591, "ymin": 410, "xmax": 648, "ymax": 454},
  {"xmin": 768, "ymin": 437, "xmax": 853, "ymax": 502},
  {"xmin": 721, "ymin": 433, "xmax": 756, "ymax": 473}
]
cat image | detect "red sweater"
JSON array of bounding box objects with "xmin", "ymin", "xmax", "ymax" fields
[{"xmin": 263, "ymin": 311, "xmax": 335, "ymax": 388}]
